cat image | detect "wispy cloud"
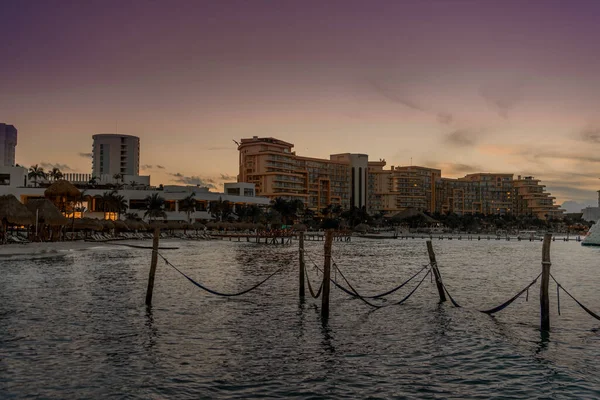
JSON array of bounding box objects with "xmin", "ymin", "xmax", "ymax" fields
[
  {"xmin": 479, "ymin": 78, "xmax": 526, "ymax": 119},
  {"xmin": 367, "ymin": 79, "xmax": 453, "ymax": 125},
  {"xmin": 78, "ymin": 152, "xmax": 92, "ymax": 159},
  {"xmin": 580, "ymin": 127, "xmax": 600, "ymax": 144},
  {"xmin": 40, "ymin": 162, "xmax": 73, "ymax": 171},
  {"xmin": 219, "ymin": 173, "xmax": 236, "ymax": 181},
  {"xmin": 444, "ymin": 129, "xmax": 480, "ymax": 147},
  {"xmin": 169, "ymin": 172, "xmax": 216, "ymax": 189},
  {"xmin": 142, "ymin": 164, "xmax": 167, "ymax": 170}
]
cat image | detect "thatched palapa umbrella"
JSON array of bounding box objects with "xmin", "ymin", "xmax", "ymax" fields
[
  {"xmin": 0, "ymin": 195, "xmax": 35, "ymax": 226},
  {"xmin": 26, "ymin": 199, "xmax": 69, "ymax": 241},
  {"xmin": 44, "ymin": 180, "xmax": 81, "ymax": 199},
  {"xmin": 353, "ymin": 223, "xmax": 370, "ymax": 233},
  {"xmin": 0, "ymin": 195, "xmax": 35, "ymax": 243},
  {"xmin": 292, "ymin": 223, "xmax": 307, "ymax": 232},
  {"xmin": 113, "ymin": 220, "xmax": 128, "ymax": 230},
  {"xmin": 192, "ymin": 222, "xmax": 205, "ymax": 231}
]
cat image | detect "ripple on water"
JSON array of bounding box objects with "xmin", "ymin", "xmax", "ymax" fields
[{"xmin": 1, "ymin": 239, "xmax": 600, "ymax": 398}]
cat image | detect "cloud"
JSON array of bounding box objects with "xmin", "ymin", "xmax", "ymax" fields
[
  {"xmin": 367, "ymin": 79, "xmax": 453, "ymax": 125},
  {"xmin": 78, "ymin": 152, "xmax": 92, "ymax": 158},
  {"xmin": 445, "ymin": 163, "xmax": 482, "ymax": 175},
  {"xmin": 207, "ymin": 146, "xmax": 235, "ymax": 151},
  {"xmin": 40, "ymin": 162, "xmax": 73, "ymax": 171},
  {"xmin": 561, "ymin": 200, "xmax": 598, "ymax": 213},
  {"xmin": 169, "ymin": 172, "xmax": 216, "ymax": 189},
  {"xmin": 142, "ymin": 164, "xmax": 167, "ymax": 170},
  {"xmin": 580, "ymin": 127, "xmax": 600, "ymax": 144},
  {"xmin": 479, "ymin": 78, "xmax": 526, "ymax": 119},
  {"xmin": 219, "ymin": 173, "xmax": 236, "ymax": 181},
  {"xmin": 444, "ymin": 129, "xmax": 479, "ymax": 147}
]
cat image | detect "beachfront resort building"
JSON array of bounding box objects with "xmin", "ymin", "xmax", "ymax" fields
[
  {"xmin": 92, "ymin": 134, "xmax": 140, "ymax": 178},
  {"xmin": 236, "ymin": 136, "xmax": 564, "ymax": 219},
  {"xmin": 368, "ymin": 164, "xmax": 441, "ymax": 213},
  {"xmin": 0, "ymin": 123, "xmax": 17, "ymax": 167},
  {"xmin": 0, "ymin": 165, "xmax": 269, "ymax": 222},
  {"xmin": 237, "ymin": 136, "xmax": 371, "ymax": 212}
]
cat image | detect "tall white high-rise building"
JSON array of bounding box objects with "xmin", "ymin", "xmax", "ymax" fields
[
  {"xmin": 92, "ymin": 134, "xmax": 140, "ymax": 177},
  {"xmin": 0, "ymin": 123, "xmax": 17, "ymax": 166}
]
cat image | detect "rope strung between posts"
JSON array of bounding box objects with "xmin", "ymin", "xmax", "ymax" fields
[
  {"xmin": 324, "ymin": 252, "xmax": 431, "ymax": 299},
  {"xmin": 438, "ymin": 270, "xmax": 541, "ymax": 314},
  {"xmin": 156, "ymin": 251, "xmax": 282, "ymax": 297},
  {"xmin": 305, "ymin": 265, "xmax": 323, "ymax": 299},
  {"xmin": 480, "ymin": 273, "xmax": 542, "ymax": 315},
  {"xmin": 303, "ymin": 249, "xmax": 431, "ymax": 308},
  {"xmin": 391, "ymin": 268, "xmax": 432, "ymax": 306},
  {"xmin": 550, "ymin": 274, "xmax": 600, "ymax": 321},
  {"xmin": 333, "ymin": 263, "xmax": 384, "ymax": 309}
]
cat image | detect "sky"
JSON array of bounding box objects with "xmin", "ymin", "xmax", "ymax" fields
[{"xmin": 1, "ymin": 0, "xmax": 599, "ymax": 211}]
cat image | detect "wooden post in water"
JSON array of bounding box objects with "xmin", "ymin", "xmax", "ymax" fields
[
  {"xmin": 299, "ymin": 231, "xmax": 305, "ymax": 298},
  {"xmin": 321, "ymin": 230, "xmax": 333, "ymax": 319},
  {"xmin": 426, "ymin": 240, "xmax": 447, "ymax": 303},
  {"xmin": 145, "ymin": 228, "xmax": 161, "ymax": 306},
  {"xmin": 540, "ymin": 233, "xmax": 552, "ymax": 331}
]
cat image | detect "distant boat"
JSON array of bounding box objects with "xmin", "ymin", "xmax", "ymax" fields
[{"xmin": 582, "ymin": 220, "xmax": 600, "ymax": 246}]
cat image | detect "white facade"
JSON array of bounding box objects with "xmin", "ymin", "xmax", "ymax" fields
[
  {"xmin": 0, "ymin": 170, "xmax": 269, "ymax": 222},
  {"xmin": 582, "ymin": 206, "xmax": 600, "ymax": 223},
  {"xmin": 224, "ymin": 182, "xmax": 255, "ymax": 197},
  {"xmin": 92, "ymin": 134, "xmax": 140, "ymax": 177},
  {"xmin": 0, "ymin": 123, "xmax": 17, "ymax": 167}
]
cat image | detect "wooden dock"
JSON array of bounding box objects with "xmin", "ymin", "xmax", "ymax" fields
[{"xmin": 210, "ymin": 231, "xmax": 352, "ymax": 244}]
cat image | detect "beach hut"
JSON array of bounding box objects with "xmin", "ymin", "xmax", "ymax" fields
[
  {"xmin": 206, "ymin": 221, "xmax": 218, "ymax": 230},
  {"xmin": 292, "ymin": 223, "xmax": 308, "ymax": 232},
  {"xmin": 0, "ymin": 195, "xmax": 35, "ymax": 243},
  {"xmin": 26, "ymin": 199, "xmax": 69, "ymax": 241},
  {"xmin": 353, "ymin": 223, "xmax": 370, "ymax": 233},
  {"xmin": 113, "ymin": 220, "xmax": 128, "ymax": 231}
]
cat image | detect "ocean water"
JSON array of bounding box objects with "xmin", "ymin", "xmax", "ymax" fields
[{"xmin": 1, "ymin": 238, "xmax": 600, "ymax": 399}]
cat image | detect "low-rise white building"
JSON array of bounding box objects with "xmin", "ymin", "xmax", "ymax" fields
[{"xmin": 0, "ymin": 166, "xmax": 269, "ymax": 222}]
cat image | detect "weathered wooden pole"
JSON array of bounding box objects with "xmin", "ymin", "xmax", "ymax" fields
[
  {"xmin": 321, "ymin": 230, "xmax": 333, "ymax": 319},
  {"xmin": 426, "ymin": 240, "xmax": 447, "ymax": 303},
  {"xmin": 540, "ymin": 233, "xmax": 552, "ymax": 331},
  {"xmin": 299, "ymin": 231, "xmax": 305, "ymax": 298},
  {"xmin": 145, "ymin": 228, "xmax": 161, "ymax": 306}
]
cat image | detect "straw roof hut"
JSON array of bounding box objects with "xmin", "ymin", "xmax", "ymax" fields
[
  {"xmin": 292, "ymin": 223, "xmax": 308, "ymax": 232},
  {"xmin": 149, "ymin": 220, "xmax": 167, "ymax": 229},
  {"xmin": 44, "ymin": 180, "xmax": 81, "ymax": 198},
  {"xmin": 73, "ymin": 218, "xmax": 103, "ymax": 231},
  {"xmin": 386, "ymin": 208, "xmax": 439, "ymax": 225},
  {"xmin": 353, "ymin": 223, "xmax": 370, "ymax": 233},
  {"xmin": 26, "ymin": 199, "xmax": 69, "ymax": 226},
  {"xmin": 113, "ymin": 220, "xmax": 128, "ymax": 230},
  {"xmin": 0, "ymin": 195, "xmax": 35, "ymax": 226},
  {"xmin": 206, "ymin": 221, "xmax": 218, "ymax": 230},
  {"xmin": 166, "ymin": 220, "xmax": 185, "ymax": 230},
  {"xmin": 192, "ymin": 221, "xmax": 205, "ymax": 230},
  {"xmin": 101, "ymin": 219, "xmax": 115, "ymax": 230},
  {"xmin": 125, "ymin": 219, "xmax": 142, "ymax": 230}
]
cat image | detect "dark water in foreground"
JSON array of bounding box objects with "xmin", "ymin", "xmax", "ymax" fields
[{"xmin": 1, "ymin": 238, "xmax": 600, "ymax": 399}]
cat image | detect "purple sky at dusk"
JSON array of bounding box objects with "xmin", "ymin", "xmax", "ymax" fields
[{"xmin": 1, "ymin": 0, "xmax": 600, "ymax": 210}]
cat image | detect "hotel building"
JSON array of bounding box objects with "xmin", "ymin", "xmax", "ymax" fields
[
  {"xmin": 0, "ymin": 123, "xmax": 17, "ymax": 167},
  {"xmin": 512, "ymin": 175, "xmax": 564, "ymax": 219},
  {"xmin": 369, "ymin": 164, "xmax": 441, "ymax": 213},
  {"xmin": 92, "ymin": 134, "xmax": 140, "ymax": 177},
  {"xmin": 237, "ymin": 137, "xmax": 371, "ymax": 212}
]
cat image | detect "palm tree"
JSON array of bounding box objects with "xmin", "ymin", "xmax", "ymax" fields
[
  {"xmin": 178, "ymin": 192, "xmax": 196, "ymax": 223},
  {"xmin": 113, "ymin": 194, "xmax": 128, "ymax": 220},
  {"xmin": 209, "ymin": 197, "xmax": 232, "ymax": 222},
  {"xmin": 270, "ymin": 197, "xmax": 300, "ymax": 225},
  {"xmin": 49, "ymin": 167, "xmax": 63, "ymax": 182},
  {"xmin": 88, "ymin": 176, "xmax": 98, "ymax": 187},
  {"xmin": 113, "ymin": 173, "xmax": 124, "ymax": 183},
  {"xmin": 129, "ymin": 181, "xmax": 138, "ymax": 190},
  {"xmin": 144, "ymin": 193, "xmax": 166, "ymax": 221},
  {"xmin": 28, "ymin": 165, "xmax": 47, "ymax": 187}
]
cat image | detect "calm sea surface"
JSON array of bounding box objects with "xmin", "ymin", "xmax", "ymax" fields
[{"xmin": 1, "ymin": 238, "xmax": 600, "ymax": 399}]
